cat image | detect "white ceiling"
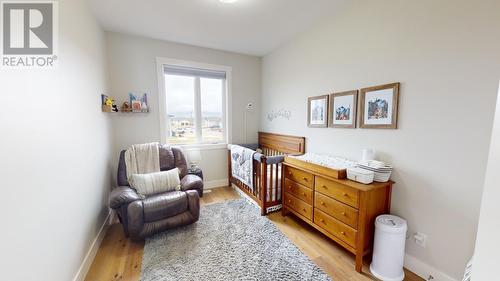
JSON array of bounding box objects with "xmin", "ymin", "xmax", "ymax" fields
[{"xmin": 87, "ymin": 0, "xmax": 346, "ymax": 56}]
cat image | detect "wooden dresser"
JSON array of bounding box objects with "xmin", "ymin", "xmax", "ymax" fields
[{"xmin": 282, "ymin": 157, "xmax": 393, "ymax": 273}]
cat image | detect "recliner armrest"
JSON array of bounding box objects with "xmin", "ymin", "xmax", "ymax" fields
[
  {"xmin": 185, "ymin": 190, "xmax": 200, "ymax": 221},
  {"xmin": 109, "ymin": 186, "xmax": 142, "ymax": 209},
  {"xmin": 180, "ymin": 174, "xmax": 203, "ymax": 192}
]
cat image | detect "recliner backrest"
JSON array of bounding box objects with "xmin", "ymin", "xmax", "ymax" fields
[{"xmin": 117, "ymin": 145, "xmax": 188, "ymax": 186}]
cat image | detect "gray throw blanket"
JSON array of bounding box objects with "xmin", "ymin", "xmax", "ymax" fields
[{"xmin": 230, "ymin": 145, "xmax": 256, "ymax": 190}]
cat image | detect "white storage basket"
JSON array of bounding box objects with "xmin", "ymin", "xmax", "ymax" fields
[
  {"xmin": 347, "ymin": 167, "xmax": 374, "ymax": 184},
  {"xmin": 374, "ymin": 171, "xmax": 392, "ymax": 182},
  {"xmin": 358, "ymin": 163, "xmax": 393, "ymax": 182}
]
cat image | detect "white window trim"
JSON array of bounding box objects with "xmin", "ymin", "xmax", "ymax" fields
[{"xmin": 156, "ymin": 57, "xmax": 232, "ymax": 150}]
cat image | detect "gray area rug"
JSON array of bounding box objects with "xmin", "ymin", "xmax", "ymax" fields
[{"xmin": 141, "ymin": 199, "xmax": 332, "ymax": 281}]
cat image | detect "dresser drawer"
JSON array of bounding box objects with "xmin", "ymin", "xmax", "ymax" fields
[
  {"xmin": 314, "ymin": 209, "xmax": 357, "ymax": 248},
  {"xmin": 284, "ymin": 179, "xmax": 313, "ymax": 204},
  {"xmin": 284, "ymin": 192, "xmax": 313, "ymax": 221},
  {"xmin": 315, "ymin": 192, "xmax": 358, "ymax": 229},
  {"xmin": 315, "ymin": 177, "xmax": 359, "ymax": 208},
  {"xmin": 285, "ymin": 166, "xmax": 313, "ymax": 188}
]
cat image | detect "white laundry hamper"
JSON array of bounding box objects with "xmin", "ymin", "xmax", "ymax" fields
[{"xmin": 370, "ymin": 215, "xmax": 407, "ymax": 281}]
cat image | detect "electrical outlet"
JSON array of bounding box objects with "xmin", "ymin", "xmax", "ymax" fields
[{"xmin": 414, "ymin": 232, "xmax": 427, "ymax": 248}]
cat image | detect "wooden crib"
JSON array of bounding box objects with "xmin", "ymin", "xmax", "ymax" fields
[{"xmin": 227, "ymin": 132, "xmax": 305, "ymax": 215}]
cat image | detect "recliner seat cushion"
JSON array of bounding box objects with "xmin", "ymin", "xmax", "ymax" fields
[{"xmin": 142, "ymin": 191, "xmax": 188, "ymax": 222}]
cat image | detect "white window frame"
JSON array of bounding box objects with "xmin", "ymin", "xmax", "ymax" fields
[{"xmin": 156, "ymin": 57, "xmax": 232, "ymax": 150}]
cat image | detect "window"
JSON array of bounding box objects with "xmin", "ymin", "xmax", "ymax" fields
[{"xmin": 160, "ymin": 62, "xmax": 229, "ymax": 146}]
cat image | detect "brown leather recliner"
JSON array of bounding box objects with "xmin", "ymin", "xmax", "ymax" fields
[{"xmin": 109, "ymin": 145, "xmax": 203, "ymax": 240}]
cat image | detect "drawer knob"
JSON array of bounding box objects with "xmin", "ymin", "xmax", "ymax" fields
[
  {"xmin": 320, "ymin": 201, "xmax": 325, "ymax": 206},
  {"xmin": 288, "ymin": 172, "xmax": 292, "ymax": 175},
  {"xmin": 343, "ymin": 192, "xmax": 348, "ymax": 197},
  {"xmin": 302, "ymin": 177, "xmax": 308, "ymax": 181},
  {"xmin": 288, "ymin": 200, "xmax": 291, "ymax": 203},
  {"xmin": 322, "ymin": 185, "xmax": 327, "ymax": 189},
  {"xmin": 302, "ymin": 208, "xmax": 307, "ymax": 212},
  {"xmin": 341, "ymin": 212, "xmax": 346, "ymax": 216},
  {"xmin": 302, "ymin": 192, "xmax": 306, "ymax": 196},
  {"xmin": 340, "ymin": 231, "xmax": 346, "ymax": 235},
  {"xmin": 320, "ymin": 218, "xmax": 325, "ymax": 223}
]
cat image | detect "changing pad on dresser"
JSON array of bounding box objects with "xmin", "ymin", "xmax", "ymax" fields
[{"xmin": 289, "ymin": 153, "xmax": 357, "ymax": 169}]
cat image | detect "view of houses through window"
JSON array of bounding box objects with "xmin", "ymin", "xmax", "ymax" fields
[{"xmin": 164, "ymin": 68, "xmax": 225, "ymax": 145}]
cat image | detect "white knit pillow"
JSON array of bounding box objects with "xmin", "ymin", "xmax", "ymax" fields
[{"xmin": 129, "ymin": 168, "xmax": 181, "ymax": 196}]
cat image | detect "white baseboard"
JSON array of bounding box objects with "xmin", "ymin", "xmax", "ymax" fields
[
  {"xmin": 404, "ymin": 254, "xmax": 458, "ymax": 281},
  {"xmin": 204, "ymin": 178, "xmax": 228, "ymax": 189},
  {"xmin": 72, "ymin": 211, "xmax": 111, "ymax": 281}
]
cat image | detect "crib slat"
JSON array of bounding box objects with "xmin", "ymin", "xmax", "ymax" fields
[
  {"xmin": 255, "ymin": 159, "xmax": 259, "ymax": 198},
  {"xmin": 278, "ymin": 163, "xmax": 281, "ymax": 203},
  {"xmin": 260, "ymin": 158, "xmax": 267, "ymax": 215},
  {"xmin": 270, "ymin": 164, "xmax": 273, "ymax": 202},
  {"xmin": 276, "ymin": 163, "xmax": 279, "ymax": 202},
  {"xmin": 275, "ymin": 163, "xmax": 279, "ymax": 201},
  {"xmin": 274, "ymin": 163, "xmax": 277, "ymax": 201}
]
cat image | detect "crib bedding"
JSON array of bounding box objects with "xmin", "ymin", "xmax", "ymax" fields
[
  {"xmin": 227, "ymin": 132, "xmax": 306, "ymax": 215},
  {"xmin": 230, "ymin": 145, "xmax": 256, "ymax": 190},
  {"xmin": 230, "ymin": 145, "xmax": 284, "ymax": 200}
]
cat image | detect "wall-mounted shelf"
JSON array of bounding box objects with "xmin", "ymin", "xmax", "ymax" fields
[{"xmin": 101, "ymin": 93, "xmax": 149, "ymax": 114}]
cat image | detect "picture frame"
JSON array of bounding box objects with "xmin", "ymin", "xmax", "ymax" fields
[
  {"xmin": 329, "ymin": 90, "xmax": 358, "ymax": 128},
  {"xmin": 307, "ymin": 95, "xmax": 329, "ymax": 128},
  {"xmin": 359, "ymin": 82, "xmax": 400, "ymax": 129},
  {"xmin": 129, "ymin": 92, "xmax": 149, "ymax": 113},
  {"xmin": 101, "ymin": 94, "xmax": 118, "ymax": 113}
]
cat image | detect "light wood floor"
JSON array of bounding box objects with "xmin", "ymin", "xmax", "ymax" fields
[{"xmin": 85, "ymin": 186, "xmax": 422, "ymax": 281}]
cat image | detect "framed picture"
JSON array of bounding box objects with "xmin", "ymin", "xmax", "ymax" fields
[
  {"xmin": 359, "ymin": 82, "xmax": 400, "ymax": 129},
  {"xmin": 329, "ymin": 90, "xmax": 358, "ymax": 128},
  {"xmin": 129, "ymin": 93, "xmax": 149, "ymax": 113},
  {"xmin": 308, "ymin": 95, "xmax": 329, "ymax": 127}
]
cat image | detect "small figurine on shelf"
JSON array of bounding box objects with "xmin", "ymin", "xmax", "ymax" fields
[
  {"xmin": 105, "ymin": 97, "xmax": 119, "ymax": 112},
  {"xmin": 121, "ymin": 101, "xmax": 132, "ymax": 112},
  {"xmin": 141, "ymin": 101, "xmax": 148, "ymax": 112},
  {"xmin": 129, "ymin": 92, "xmax": 149, "ymax": 113},
  {"xmin": 131, "ymin": 100, "xmax": 142, "ymax": 112},
  {"xmin": 101, "ymin": 94, "xmax": 118, "ymax": 113}
]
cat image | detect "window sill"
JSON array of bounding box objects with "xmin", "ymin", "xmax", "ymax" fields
[{"xmin": 175, "ymin": 143, "xmax": 228, "ymax": 151}]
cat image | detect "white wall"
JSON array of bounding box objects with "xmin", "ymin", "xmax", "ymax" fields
[
  {"xmin": 105, "ymin": 32, "xmax": 261, "ymax": 183},
  {"xmin": 0, "ymin": 1, "xmax": 112, "ymax": 281},
  {"xmin": 473, "ymin": 81, "xmax": 500, "ymax": 280},
  {"xmin": 261, "ymin": 0, "xmax": 500, "ymax": 280}
]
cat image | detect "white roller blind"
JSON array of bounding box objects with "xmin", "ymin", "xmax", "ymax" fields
[{"xmin": 164, "ymin": 65, "xmax": 226, "ymax": 79}]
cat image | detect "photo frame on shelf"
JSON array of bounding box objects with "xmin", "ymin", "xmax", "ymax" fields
[
  {"xmin": 329, "ymin": 90, "xmax": 358, "ymax": 128},
  {"xmin": 129, "ymin": 93, "xmax": 149, "ymax": 113},
  {"xmin": 307, "ymin": 94, "xmax": 329, "ymax": 128},
  {"xmin": 359, "ymin": 82, "xmax": 400, "ymax": 129},
  {"xmin": 101, "ymin": 94, "xmax": 118, "ymax": 113}
]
